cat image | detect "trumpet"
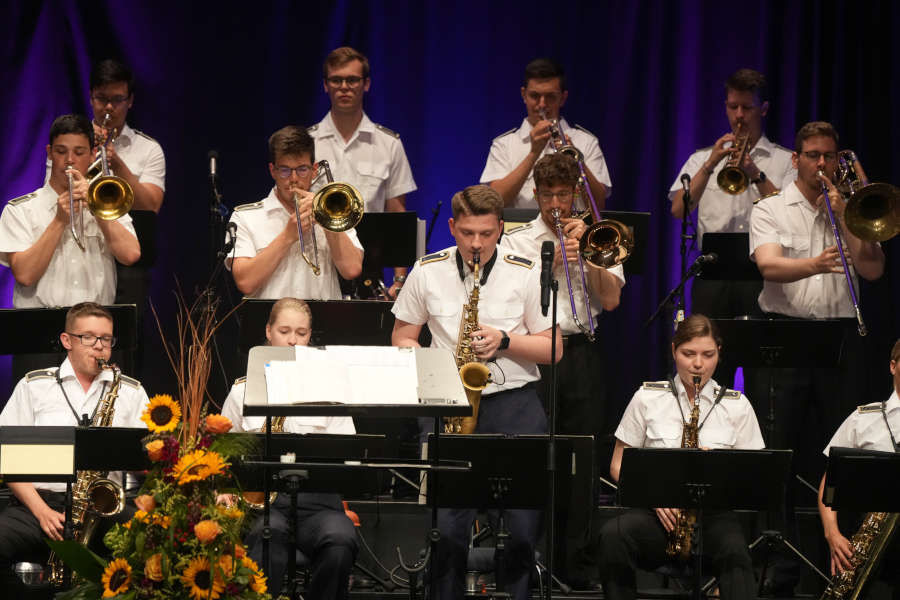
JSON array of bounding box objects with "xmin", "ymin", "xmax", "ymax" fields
[
  {"xmin": 717, "ymin": 122, "xmax": 751, "ymax": 194},
  {"xmin": 838, "ymin": 150, "xmax": 900, "ymax": 242},
  {"xmin": 540, "ymin": 107, "xmax": 583, "ymax": 163},
  {"xmin": 84, "ymin": 113, "xmax": 134, "ymax": 223}
]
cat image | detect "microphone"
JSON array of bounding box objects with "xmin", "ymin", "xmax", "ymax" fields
[
  {"xmin": 690, "ymin": 252, "xmax": 718, "ymax": 270},
  {"xmin": 208, "ymin": 150, "xmax": 219, "ymax": 180},
  {"xmin": 680, "ymin": 173, "xmax": 691, "ymax": 192},
  {"xmin": 540, "ymin": 240, "xmax": 554, "ymax": 316}
]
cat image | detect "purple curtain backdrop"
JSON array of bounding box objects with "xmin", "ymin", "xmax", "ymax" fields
[{"xmin": 2, "ymin": 0, "xmax": 898, "ymax": 418}]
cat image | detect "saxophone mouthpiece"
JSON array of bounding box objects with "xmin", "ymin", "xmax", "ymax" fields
[{"xmin": 692, "ymin": 374, "xmax": 702, "ymax": 387}]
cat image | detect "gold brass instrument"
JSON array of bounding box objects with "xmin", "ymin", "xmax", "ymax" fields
[
  {"xmin": 717, "ymin": 122, "xmax": 751, "ymax": 195},
  {"xmin": 551, "ymin": 208, "xmax": 595, "ymax": 340},
  {"xmin": 837, "ymin": 150, "xmax": 900, "ymax": 243},
  {"xmin": 84, "ymin": 113, "xmax": 134, "ymax": 223},
  {"xmin": 819, "ymin": 512, "xmax": 899, "ymax": 600},
  {"xmin": 444, "ymin": 252, "xmax": 491, "ymax": 434},
  {"xmin": 540, "ymin": 107, "xmax": 583, "ymax": 162},
  {"xmin": 67, "ymin": 166, "xmax": 86, "ymax": 251},
  {"xmin": 243, "ymin": 416, "xmax": 286, "ymax": 510},
  {"xmin": 295, "ymin": 159, "xmax": 365, "ymax": 275},
  {"xmin": 48, "ymin": 359, "xmax": 126, "ymax": 586},
  {"xmin": 666, "ymin": 375, "xmax": 702, "ymax": 561}
]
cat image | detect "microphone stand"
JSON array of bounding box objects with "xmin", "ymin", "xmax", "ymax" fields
[
  {"xmin": 425, "ymin": 199, "xmax": 444, "ymax": 249},
  {"xmin": 545, "ymin": 278, "xmax": 559, "ymax": 600},
  {"xmin": 645, "ymin": 260, "xmax": 708, "ymax": 330},
  {"xmin": 678, "ymin": 180, "xmax": 694, "ymax": 325}
]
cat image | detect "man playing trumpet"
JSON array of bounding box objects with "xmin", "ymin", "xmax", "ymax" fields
[{"xmin": 226, "ymin": 125, "xmax": 363, "ymax": 300}]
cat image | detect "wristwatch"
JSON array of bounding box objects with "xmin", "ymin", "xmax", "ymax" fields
[
  {"xmin": 393, "ymin": 274, "xmax": 407, "ymax": 285},
  {"xmin": 751, "ymin": 171, "xmax": 767, "ymax": 185},
  {"xmin": 498, "ymin": 330, "xmax": 510, "ymax": 351}
]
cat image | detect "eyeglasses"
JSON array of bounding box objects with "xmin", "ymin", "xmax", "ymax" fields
[
  {"xmin": 67, "ymin": 333, "xmax": 117, "ymax": 348},
  {"xmin": 801, "ymin": 151, "xmax": 838, "ymax": 162},
  {"xmin": 537, "ymin": 190, "xmax": 574, "ymax": 202},
  {"xmin": 325, "ymin": 76, "xmax": 365, "ymax": 88},
  {"xmin": 91, "ymin": 94, "xmax": 130, "ymax": 106},
  {"xmin": 274, "ymin": 165, "xmax": 313, "ymax": 179}
]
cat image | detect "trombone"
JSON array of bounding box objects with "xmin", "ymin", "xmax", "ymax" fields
[
  {"xmin": 552, "ymin": 208, "xmax": 595, "ymax": 340},
  {"xmin": 294, "ymin": 159, "xmax": 365, "ymax": 275},
  {"xmin": 838, "ymin": 150, "xmax": 900, "ymax": 242},
  {"xmin": 66, "ymin": 166, "xmax": 86, "ymax": 250}
]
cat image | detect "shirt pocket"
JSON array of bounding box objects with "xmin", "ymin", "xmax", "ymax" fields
[
  {"xmin": 426, "ymin": 298, "xmax": 459, "ymax": 330},
  {"xmin": 779, "ymin": 234, "xmax": 810, "ymax": 259},
  {"xmin": 356, "ymin": 161, "xmax": 390, "ymax": 204},
  {"xmin": 645, "ymin": 421, "xmax": 683, "ymax": 447},
  {"xmin": 479, "ymin": 301, "xmax": 523, "ymax": 331},
  {"xmin": 700, "ymin": 424, "xmax": 737, "ymax": 449}
]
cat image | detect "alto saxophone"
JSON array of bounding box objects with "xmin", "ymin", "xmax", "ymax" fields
[
  {"xmin": 666, "ymin": 375, "xmax": 702, "ymax": 561},
  {"xmin": 48, "ymin": 359, "xmax": 126, "ymax": 586},
  {"xmin": 243, "ymin": 415, "xmax": 286, "ymax": 510},
  {"xmin": 820, "ymin": 511, "xmax": 899, "ymax": 600},
  {"xmin": 444, "ymin": 251, "xmax": 491, "ymax": 434}
]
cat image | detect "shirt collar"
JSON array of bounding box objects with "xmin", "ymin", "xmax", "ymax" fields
[
  {"xmin": 783, "ymin": 180, "xmax": 808, "ymax": 207},
  {"xmin": 529, "ymin": 215, "xmax": 557, "ymax": 240},
  {"xmin": 321, "ymin": 111, "xmax": 374, "ymax": 139},
  {"xmin": 116, "ymin": 122, "xmax": 135, "ymax": 144},
  {"xmin": 517, "ymin": 116, "xmax": 572, "ymax": 142},
  {"xmin": 57, "ymin": 356, "xmax": 113, "ymax": 384},
  {"xmin": 455, "ymin": 247, "xmax": 498, "ymax": 284},
  {"xmin": 264, "ymin": 187, "xmax": 291, "ymax": 213},
  {"xmin": 885, "ymin": 390, "xmax": 900, "ymax": 414},
  {"xmin": 751, "ymin": 134, "xmax": 775, "ymax": 157},
  {"xmin": 672, "ymin": 375, "xmax": 718, "ymax": 404}
]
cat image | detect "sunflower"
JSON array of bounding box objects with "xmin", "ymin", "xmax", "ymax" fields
[
  {"xmin": 141, "ymin": 394, "xmax": 182, "ymax": 433},
  {"xmin": 241, "ymin": 556, "xmax": 267, "ymax": 594},
  {"xmin": 181, "ymin": 556, "xmax": 225, "ymax": 600},
  {"xmin": 101, "ymin": 558, "xmax": 132, "ymax": 598},
  {"xmin": 173, "ymin": 449, "xmax": 227, "ymax": 485}
]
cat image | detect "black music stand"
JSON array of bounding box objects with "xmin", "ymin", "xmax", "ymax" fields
[
  {"xmin": 698, "ymin": 233, "xmax": 762, "ymax": 281},
  {"xmin": 823, "ymin": 446, "xmax": 900, "ymax": 511},
  {"xmin": 618, "ymin": 448, "xmax": 793, "ymax": 600},
  {"xmin": 355, "ymin": 211, "xmax": 420, "ymax": 296}
]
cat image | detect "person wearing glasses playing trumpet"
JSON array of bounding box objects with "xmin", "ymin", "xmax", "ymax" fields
[
  {"xmin": 481, "ymin": 57, "xmax": 612, "ymax": 210},
  {"xmin": 308, "ymin": 46, "xmax": 416, "ymax": 299},
  {"xmin": 227, "ymin": 125, "xmax": 363, "ymax": 300}
]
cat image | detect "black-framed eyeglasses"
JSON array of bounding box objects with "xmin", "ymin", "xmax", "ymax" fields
[
  {"xmin": 67, "ymin": 333, "xmax": 117, "ymax": 348},
  {"xmin": 801, "ymin": 151, "xmax": 838, "ymax": 162},
  {"xmin": 91, "ymin": 94, "xmax": 130, "ymax": 106},
  {"xmin": 274, "ymin": 165, "xmax": 313, "ymax": 179},
  {"xmin": 325, "ymin": 76, "xmax": 365, "ymax": 88},
  {"xmin": 537, "ymin": 190, "xmax": 574, "ymax": 202}
]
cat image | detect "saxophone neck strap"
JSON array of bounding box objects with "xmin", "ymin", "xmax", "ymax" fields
[
  {"xmin": 55, "ymin": 369, "xmax": 107, "ymax": 426},
  {"xmin": 668, "ymin": 375, "xmax": 728, "ymax": 431},
  {"xmin": 455, "ymin": 248, "xmax": 497, "ymax": 284},
  {"xmin": 880, "ymin": 402, "xmax": 900, "ymax": 453}
]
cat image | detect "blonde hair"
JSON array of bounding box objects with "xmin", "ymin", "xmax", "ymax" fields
[
  {"xmin": 267, "ymin": 297, "xmax": 312, "ymax": 327},
  {"xmin": 450, "ymin": 185, "xmax": 503, "ymax": 220}
]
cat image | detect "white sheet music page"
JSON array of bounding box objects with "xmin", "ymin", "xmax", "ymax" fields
[
  {"xmin": 265, "ymin": 346, "xmax": 348, "ymax": 406},
  {"xmin": 324, "ymin": 345, "xmax": 419, "ymax": 404}
]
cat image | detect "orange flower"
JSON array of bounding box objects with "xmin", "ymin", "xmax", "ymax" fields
[
  {"xmin": 234, "ymin": 544, "xmax": 246, "ymax": 559},
  {"xmin": 144, "ymin": 553, "xmax": 163, "ymax": 582},
  {"xmin": 194, "ymin": 519, "xmax": 222, "ymax": 543},
  {"xmin": 145, "ymin": 439, "xmax": 165, "ymax": 461},
  {"xmin": 205, "ymin": 414, "xmax": 232, "ymax": 434},
  {"xmin": 216, "ymin": 554, "xmax": 234, "ymax": 579},
  {"xmin": 134, "ymin": 494, "xmax": 156, "ymax": 512}
]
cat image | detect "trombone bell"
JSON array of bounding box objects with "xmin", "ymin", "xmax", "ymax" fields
[
  {"xmin": 844, "ymin": 182, "xmax": 900, "ymax": 242},
  {"xmin": 313, "ymin": 182, "xmax": 364, "ymax": 232},
  {"xmin": 580, "ymin": 218, "xmax": 634, "ymax": 269}
]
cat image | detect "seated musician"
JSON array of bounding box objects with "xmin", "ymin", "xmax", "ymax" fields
[
  {"xmin": 226, "ymin": 126, "xmax": 363, "ymax": 300},
  {"xmin": 220, "ymin": 297, "xmax": 357, "ymax": 599},
  {"xmin": 598, "ymin": 314, "xmax": 763, "ymax": 600},
  {"xmin": 391, "ymin": 184, "xmax": 563, "ymax": 600},
  {"xmin": 0, "ymin": 302, "xmax": 149, "ymax": 572},
  {"xmin": 817, "ymin": 337, "xmax": 900, "ymax": 593}
]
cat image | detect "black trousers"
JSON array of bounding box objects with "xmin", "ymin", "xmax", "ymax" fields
[
  {"xmin": 246, "ymin": 493, "xmax": 358, "ymax": 599},
  {"xmin": 598, "ymin": 509, "xmax": 755, "ymax": 600}
]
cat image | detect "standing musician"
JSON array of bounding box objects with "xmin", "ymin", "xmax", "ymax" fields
[
  {"xmin": 226, "ymin": 125, "xmax": 363, "ymax": 300},
  {"xmin": 598, "ymin": 314, "xmax": 764, "ymax": 600},
  {"xmin": 308, "ymin": 46, "xmax": 416, "ymax": 298},
  {"xmin": 817, "ymin": 337, "xmax": 900, "ymax": 594},
  {"xmin": 0, "ymin": 302, "xmax": 149, "ymax": 572},
  {"xmin": 391, "ymin": 184, "xmax": 562, "ymax": 600},
  {"xmin": 220, "ymin": 298, "xmax": 357, "ymax": 599},
  {"xmin": 480, "ymin": 57, "xmax": 612, "ymax": 210}
]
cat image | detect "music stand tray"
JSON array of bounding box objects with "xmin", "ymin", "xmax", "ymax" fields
[
  {"xmin": 712, "ymin": 318, "xmax": 844, "ymax": 369},
  {"xmin": 698, "ymin": 233, "xmax": 761, "ymax": 281},
  {"xmin": 824, "ymin": 446, "xmax": 900, "ymax": 511}
]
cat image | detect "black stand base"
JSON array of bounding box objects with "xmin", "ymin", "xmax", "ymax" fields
[{"xmin": 750, "ymin": 529, "xmax": 829, "ymax": 595}]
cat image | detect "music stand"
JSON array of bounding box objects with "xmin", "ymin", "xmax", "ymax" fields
[
  {"xmin": 618, "ymin": 448, "xmax": 793, "ymax": 600},
  {"xmin": 698, "ymin": 233, "xmax": 762, "ymax": 281},
  {"xmin": 824, "ymin": 446, "xmax": 900, "ymax": 511}
]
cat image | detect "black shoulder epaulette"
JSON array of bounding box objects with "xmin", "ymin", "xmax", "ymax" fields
[
  {"xmin": 505, "ymin": 222, "xmax": 533, "ymax": 235},
  {"xmin": 132, "ymin": 129, "xmax": 159, "ymax": 145},
  {"xmin": 25, "ymin": 368, "xmax": 57, "ymax": 382},
  {"xmin": 306, "ymin": 123, "xmax": 319, "ymax": 133},
  {"xmin": 374, "ymin": 123, "xmax": 400, "ymax": 139},
  {"xmin": 642, "ymin": 381, "xmax": 671, "ymax": 391},
  {"xmin": 715, "ymin": 387, "xmax": 742, "ymax": 400},
  {"xmin": 233, "ymin": 201, "xmax": 263, "ymax": 212},
  {"xmin": 8, "ymin": 191, "xmax": 38, "ymax": 206},
  {"xmin": 574, "ymin": 124, "xmax": 596, "ymax": 137},
  {"xmin": 858, "ymin": 402, "xmax": 883, "ymax": 414},
  {"xmin": 119, "ymin": 374, "xmax": 140, "ymax": 389},
  {"xmin": 754, "ymin": 190, "xmax": 782, "ymax": 205},
  {"xmin": 504, "ymin": 254, "xmax": 534, "ymax": 269},
  {"xmin": 493, "ymin": 127, "xmax": 516, "ymax": 140},
  {"xmin": 419, "ymin": 251, "xmax": 449, "ymax": 265},
  {"xmin": 234, "ymin": 376, "xmax": 247, "ymax": 386}
]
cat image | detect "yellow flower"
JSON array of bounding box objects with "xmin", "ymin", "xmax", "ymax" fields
[
  {"xmin": 216, "ymin": 554, "xmax": 234, "ymax": 579},
  {"xmin": 173, "ymin": 450, "xmax": 227, "ymax": 485},
  {"xmin": 145, "ymin": 439, "xmax": 165, "ymax": 461},
  {"xmin": 194, "ymin": 519, "xmax": 222, "ymax": 543},
  {"xmin": 181, "ymin": 556, "xmax": 225, "ymax": 600},
  {"xmin": 217, "ymin": 504, "xmax": 244, "ymax": 520},
  {"xmin": 144, "ymin": 553, "xmax": 163, "ymax": 582},
  {"xmin": 134, "ymin": 494, "xmax": 156, "ymax": 512},
  {"xmin": 205, "ymin": 413, "xmax": 232, "ymax": 434},
  {"xmin": 241, "ymin": 555, "xmax": 267, "ymax": 593},
  {"xmin": 141, "ymin": 394, "xmax": 181, "ymax": 433},
  {"xmin": 234, "ymin": 544, "xmax": 247, "ymax": 559},
  {"xmin": 101, "ymin": 558, "xmax": 131, "ymax": 597},
  {"xmin": 133, "ymin": 510, "xmax": 148, "ymax": 522}
]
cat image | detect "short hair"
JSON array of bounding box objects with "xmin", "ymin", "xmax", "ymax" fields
[
  {"xmin": 90, "ymin": 59, "xmax": 135, "ymax": 95},
  {"xmin": 323, "ymin": 46, "xmax": 370, "ymax": 79},
  {"xmin": 672, "ymin": 314, "xmax": 722, "ymax": 350},
  {"xmin": 533, "ymin": 154, "xmax": 580, "ymax": 190},
  {"xmin": 725, "ymin": 68, "xmax": 768, "ymax": 103},
  {"xmin": 451, "ymin": 185, "xmax": 503, "ymax": 220},
  {"xmin": 891, "ymin": 338, "xmax": 900, "ymax": 363},
  {"xmin": 268, "ymin": 126, "xmax": 315, "ymax": 164},
  {"xmin": 523, "ymin": 58, "xmax": 566, "ymax": 91},
  {"xmin": 795, "ymin": 121, "xmax": 839, "ymax": 153},
  {"xmin": 65, "ymin": 302, "xmax": 113, "ymax": 332},
  {"xmin": 49, "ymin": 114, "xmax": 94, "ymax": 147},
  {"xmin": 267, "ymin": 297, "xmax": 313, "ymax": 327}
]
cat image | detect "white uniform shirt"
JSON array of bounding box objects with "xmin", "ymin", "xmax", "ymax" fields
[
  {"xmin": 0, "ymin": 358, "xmax": 150, "ymax": 491},
  {"xmin": 615, "ymin": 377, "xmax": 765, "ymax": 450},
  {"xmin": 824, "ymin": 390, "xmax": 900, "ymax": 456},
  {"xmin": 750, "ymin": 180, "xmax": 862, "ymax": 318},
  {"xmin": 44, "ymin": 123, "xmax": 166, "ymax": 191},
  {"xmin": 308, "ymin": 112, "xmax": 416, "ymax": 213},
  {"xmin": 0, "ymin": 184, "xmax": 137, "ymax": 307},
  {"xmin": 227, "ymin": 187, "xmax": 364, "ymax": 300},
  {"xmin": 221, "ymin": 379, "xmax": 355, "ymax": 435},
  {"xmin": 391, "ymin": 246, "xmax": 552, "ymax": 395},
  {"xmin": 500, "ymin": 216, "xmax": 625, "ymax": 335},
  {"xmin": 480, "ymin": 117, "xmax": 612, "ymax": 209},
  {"xmin": 668, "ymin": 135, "xmax": 795, "ymax": 243}
]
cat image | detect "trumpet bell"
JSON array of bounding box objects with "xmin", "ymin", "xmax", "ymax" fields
[
  {"xmin": 87, "ymin": 175, "xmax": 134, "ymax": 220},
  {"xmin": 717, "ymin": 166, "xmax": 749, "ymax": 195},
  {"xmin": 313, "ymin": 182, "xmax": 364, "ymax": 232},
  {"xmin": 845, "ymin": 182, "xmax": 900, "ymax": 242},
  {"xmin": 580, "ymin": 218, "xmax": 634, "ymax": 269}
]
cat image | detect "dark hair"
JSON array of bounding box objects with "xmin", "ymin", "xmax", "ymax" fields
[
  {"xmin": 49, "ymin": 114, "xmax": 94, "ymax": 147},
  {"xmin": 451, "ymin": 185, "xmax": 503, "ymax": 220},
  {"xmin": 90, "ymin": 59, "xmax": 135, "ymax": 95},
  {"xmin": 523, "ymin": 58, "xmax": 566, "ymax": 91},
  {"xmin": 891, "ymin": 338, "xmax": 900, "ymax": 363},
  {"xmin": 65, "ymin": 302, "xmax": 113, "ymax": 331},
  {"xmin": 268, "ymin": 126, "xmax": 315, "ymax": 163},
  {"xmin": 323, "ymin": 46, "xmax": 370, "ymax": 79},
  {"xmin": 533, "ymin": 154, "xmax": 580, "ymax": 190},
  {"xmin": 672, "ymin": 314, "xmax": 722, "ymax": 350},
  {"xmin": 725, "ymin": 68, "xmax": 768, "ymax": 103},
  {"xmin": 795, "ymin": 121, "xmax": 839, "ymax": 153}
]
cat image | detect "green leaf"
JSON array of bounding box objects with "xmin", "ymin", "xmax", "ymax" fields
[
  {"xmin": 53, "ymin": 581, "xmax": 102, "ymax": 600},
  {"xmin": 45, "ymin": 539, "xmax": 106, "ymax": 584}
]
